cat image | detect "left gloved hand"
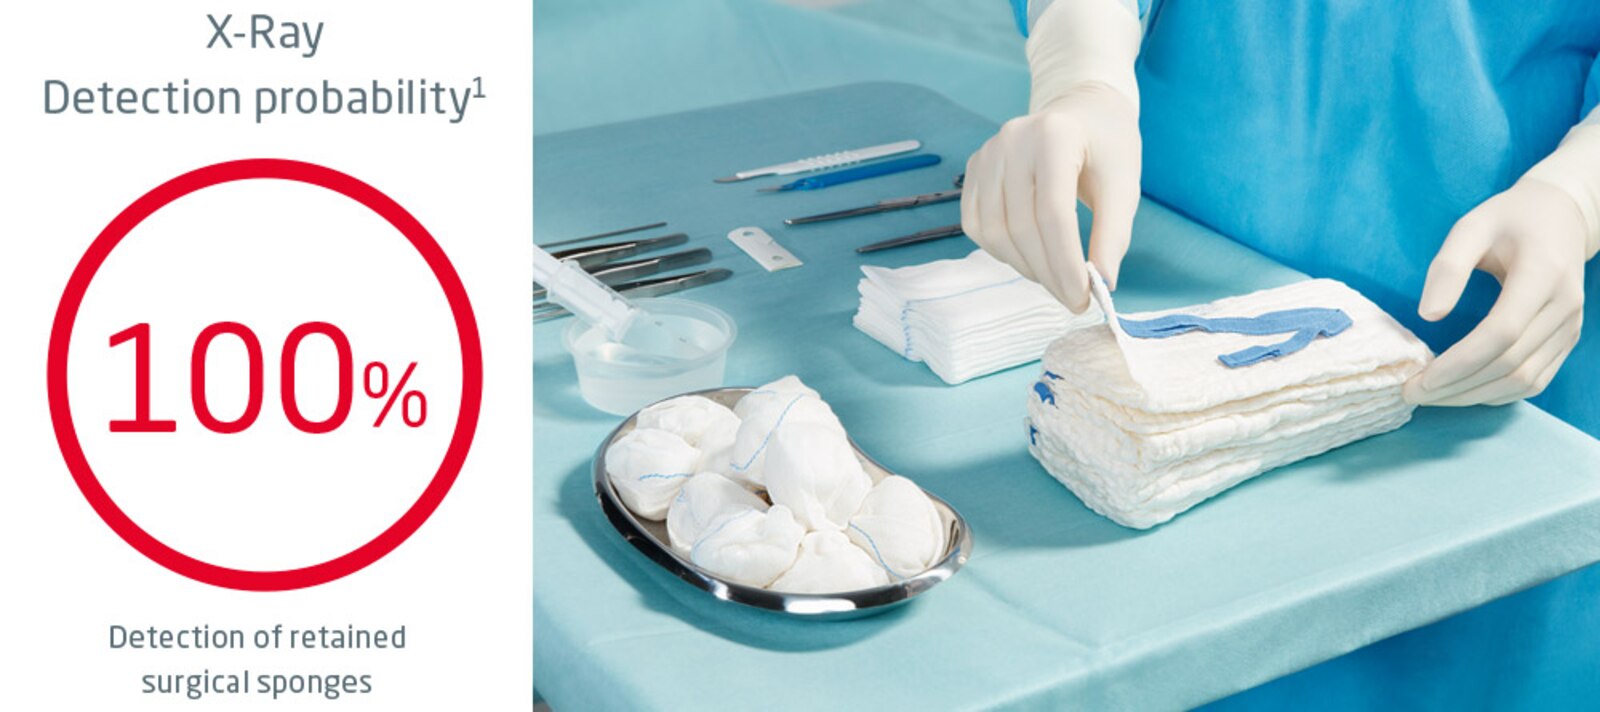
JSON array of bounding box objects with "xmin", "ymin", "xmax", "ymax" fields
[{"xmin": 1405, "ymin": 178, "xmax": 1588, "ymax": 406}]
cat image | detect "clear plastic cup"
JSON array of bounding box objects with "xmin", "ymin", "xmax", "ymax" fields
[{"xmin": 563, "ymin": 298, "xmax": 736, "ymax": 415}]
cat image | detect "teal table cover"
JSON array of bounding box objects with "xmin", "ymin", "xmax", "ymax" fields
[{"xmin": 532, "ymin": 82, "xmax": 1600, "ymax": 710}]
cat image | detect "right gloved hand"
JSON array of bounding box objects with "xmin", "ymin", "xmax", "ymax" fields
[
  {"xmin": 961, "ymin": 83, "xmax": 1141, "ymax": 312},
  {"xmin": 961, "ymin": 0, "xmax": 1144, "ymax": 313}
]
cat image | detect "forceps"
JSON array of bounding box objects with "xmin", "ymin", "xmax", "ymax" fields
[
  {"xmin": 550, "ymin": 233, "xmax": 689, "ymax": 269},
  {"xmin": 784, "ymin": 173, "xmax": 966, "ymax": 225}
]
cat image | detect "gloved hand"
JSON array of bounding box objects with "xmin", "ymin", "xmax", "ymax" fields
[
  {"xmin": 961, "ymin": 0, "xmax": 1143, "ymax": 312},
  {"xmin": 1406, "ymin": 119, "xmax": 1600, "ymax": 406}
]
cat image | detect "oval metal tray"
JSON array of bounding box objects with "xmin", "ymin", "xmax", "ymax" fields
[{"xmin": 594, "ymin": 387, "xmax": 973, "ymax": 620}]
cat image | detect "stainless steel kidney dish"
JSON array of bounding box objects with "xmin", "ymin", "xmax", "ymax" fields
[{"xmin": 593, "ymin": 387, "xmax": 973, "ymax": 620}]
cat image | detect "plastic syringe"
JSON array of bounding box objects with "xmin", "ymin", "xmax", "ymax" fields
[{"xmin": 532, "ymin": 245, "xmax": 640, "ymax": 341}]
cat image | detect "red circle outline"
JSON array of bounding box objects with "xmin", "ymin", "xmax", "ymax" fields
[{"xmin": 46, "ymin": 159, "xmax": 483, "ymax": 591}]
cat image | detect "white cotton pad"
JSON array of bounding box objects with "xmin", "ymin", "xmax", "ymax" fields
[
  {"xmin": 1026, "ymin": 271, "xmax": 1432, "ymax": 528},
  {"xmin": 689, "ymin": 504, "xmax": 805, "ymax": 588},
  {"xmin": 635, "ymin": 395, "xmax": 741, "ymax": 449},
  {"xmin": 726, "ymin": 393, "xmax": 844, "ymax": 489},
  {"xmin": 604, "ymin": 427, "xmax": 702, "ymax": 521},
  {"xmin": 847, "ymin": 475, "xmax": 947, "ymax": 579},
  {"xmin": 852, "ymin": 249, "xmax": 1105, "ymax": 384},
  {"xmin": 764, "ymin": 422, "xmax": 873, "ymax": 532},
  {"xmin": 733, "ymin": 375, "xmax": 822, "ymax": 420},
  {"xmin": 666, "ymin": 472, "xmax": 767, "ymax": 557},
  {"xmin": 769, "ymin": 530, "xmax": 890, "ymax": 594}
]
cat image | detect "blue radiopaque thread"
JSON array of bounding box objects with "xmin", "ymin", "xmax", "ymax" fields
[
  {"xmin": 637, "ymin": 473, "xmax": 692, "ymax": 481},
  {"xmin": 1028, "ymin": 424, "xmax": 1039, "ymax": 445},
  {"xmin": 850, "ymin": 522, "xmax": 910, "ymax": 581},
  {"xmin": 1033, "ymin": 381, "xmax": 1056, "ymax": 406},
  {"xmin": 729, "ymin": 394, "xmax": 805, "ymax": 473},
  {"xmin": 895, "ymin": 276, "xmax": 1024, "ymax": 358},
  {"xmin": 1117, "ymin": 307, "xmax": 1352, "ymax": 367},
  {"xmin": 688, "ymin": 509, "xmax": 759, "ymax": 567}
]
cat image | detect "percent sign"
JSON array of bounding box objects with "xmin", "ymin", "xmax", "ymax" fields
[
  {"xmin": 364, "ymin": 361, "xmax": 426, "ymax": 427},
  {"xmin": 109, "ymin": 321, "xmax": 426, "ymax": 434}
]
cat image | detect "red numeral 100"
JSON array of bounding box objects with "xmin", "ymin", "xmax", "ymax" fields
[{"xmin": 109, "ymin": 322, "xmax": 354, "ymax": 435}]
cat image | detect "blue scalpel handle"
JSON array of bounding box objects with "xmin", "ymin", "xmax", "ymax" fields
[{"xmin": 764, "ymin": 154, "xmax": 941, "ymax": 192}]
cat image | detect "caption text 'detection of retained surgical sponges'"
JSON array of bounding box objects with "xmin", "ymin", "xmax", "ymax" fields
[{"xmin": 110, "ymin": 624, "xmax": 406, "ymax": 701}]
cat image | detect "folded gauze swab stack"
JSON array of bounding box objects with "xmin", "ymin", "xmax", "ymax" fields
[
  {"xmin": 605, "ymin": 376, "xmax": 949, "ymax": 593},
  {"xmin": 854, "ymin": 249, "xmax": 1103, "ymax": 384},
  {"xmin": 1026, "ymin": 269, "xmax": 1432, "ymax": 529}
]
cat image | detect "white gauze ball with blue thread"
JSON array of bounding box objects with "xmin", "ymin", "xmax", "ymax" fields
[
  {"xmin": 604, "ymin": 427, "xmax": 702, "ymax": 521},
  {"xmin": 695, "ymin": 418, "xmax": 741, "ymax": 475},
  {"xmin": 732, "ymin": 375, "xmax": 821, "ymax": 419},
  {"xmin": 770, "ymin": 529, "xmax": 891, "ymax": 594},
  {"xmin": 690, "ymin": 504, "xmax": 806, "ymax": 588},
  {"xmin": 634, "ymin": 395, "xmax": 742, "ymax": 473},
  {"xmin": 763, "ymin": 422, "xmax": 873, "ymax": 532},
  {"xmin": 727, "ymin": 377, "xmax": 845, "ymax": 488},
  {"xmin": 666, "ymin": 471, "xmax": 768, "ymax": 557},
  {"xmin": 846, "ymin": 475, "xmax": 946, "ymax": 579}
]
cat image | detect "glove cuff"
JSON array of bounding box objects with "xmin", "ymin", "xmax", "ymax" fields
[
  {"xmin": 1523, "ymin": 120, "xmax": 1600, "ymax": 260},
  {"xmin": 1026, "ymin": 0, "xmax": 1143, "ymax": 115}
]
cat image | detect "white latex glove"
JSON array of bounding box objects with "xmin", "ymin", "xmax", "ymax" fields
[
  {"xmin": 1406, "ymin": 119, "xmax": 1600, "ymax": 406},
  {"xmin": 961, "ymin": 0, "xmax": 1143, "ymax": 312}
]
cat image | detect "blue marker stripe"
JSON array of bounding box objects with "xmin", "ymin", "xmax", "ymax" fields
[
  {"xmin": 729, "ymin": 394, "xmax": 806, "ymax": 473},
  {"xmin": 689, "ymin": 509, "xmax": 759, "ymax": 566},
  {"xmin": 637, "ymin": 472, "xmax": 692, "ymax": 481},
  {"xmin": 894, "ymin": 276, "xmax": 1026, "ymax": 358},
  {"xmin": 850, "ymin": 522, "xmax": 910, "ymax": 581}
]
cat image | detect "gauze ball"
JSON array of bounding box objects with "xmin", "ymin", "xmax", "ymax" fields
[
  {"xmin": 769, "ymin": 530, "xmax": 890, "ymax": 594},
  {"xmin": 694, "ymin": 415, "xmax": 741, "ymax": 474},
  {"xmin": 604, "ymin": 428, "xmax": 701, "ymax": 520},
  {"xmin": 690, "ymin": 504, "xmax": 805, "ymax": 588},
  {"xmin": 764, "ymin": 423, "xmax": 872, "ymax": 532},
  {"xmin": 726, "ymin": 393, "xmax": 844, "ymax": 489},
  {"xmin": 847, "ymin": 475, "xmax": 946, "ymax": 579},
  {"xmin": 667, "ymin": 472, "xmax": 767, "ymax": 557},
  {"xmin": 636, "ymin": 395, "xmax": 741, "ymax": 449},
  {"xmin": 734, "ymin": 375, "xmax": 823, "ymax": 419}
]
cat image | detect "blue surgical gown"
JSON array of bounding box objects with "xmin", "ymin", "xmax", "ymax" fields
[{"xmin": 1011, "ymin": 0, "xmax": 1600, "ymax": 439}]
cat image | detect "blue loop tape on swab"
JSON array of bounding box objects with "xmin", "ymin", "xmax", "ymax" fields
[{"xmin": 1117, "ymin": 307, "xmax": 1352, "ymax": 368}]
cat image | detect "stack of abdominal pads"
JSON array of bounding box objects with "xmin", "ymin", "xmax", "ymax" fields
[
  {"xmin": 854, "ymin": 250, "xmax": 1103, "ymax": 384},
  {"xmin": 1026, "ymin": 268, "xmax": 1432, "ymax": 529}
]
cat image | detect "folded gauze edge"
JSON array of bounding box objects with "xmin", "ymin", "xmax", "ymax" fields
[
  {"xmin": 1026, "ymin": 267, "xmax": 1432, "ymax": 529},
  {"xmin": 604, "ymin": 377, "xmax": 950, "ymax": 593},
  {"xmin": 854, "ymin": 250, "xmax": 1103, "ymax": 384}
]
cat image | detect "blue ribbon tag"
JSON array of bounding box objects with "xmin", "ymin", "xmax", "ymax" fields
[{"xmin": 1117, "ymin": 307, "xmax": 1352, "ymax": 368}]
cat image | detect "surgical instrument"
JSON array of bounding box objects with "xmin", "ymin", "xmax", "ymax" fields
[
  {"xmin": 757, "ymin": 154, "xmax": 941, "ymax": 193},
  {"xmin": 538, "ymin": 221, "xmax": 668, "ymax": 249},
  {"xmin": 713, "ymin": 140, "xmax": 920, "ymax": 183},
  {"xmin": 532, "ymin": 248, "xmax": 712, "ymax": 301},
  {"xmin": 856, "ymin": 224, "xmax": 965, "ymax": 253},
  {"xmin": 533, "ymin": 269, "xmax": 734, "ymax": 321},
  {"xmin": 786, "ymin": 172, "xmax": 965, "ymax": 224},
  {"xmin": 551, "ymin": 233, "xmax": 689, "ymax": 269},
  {"xmin": 785, "ymin": 187, "xmax": 962, "ymax": 224}
]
